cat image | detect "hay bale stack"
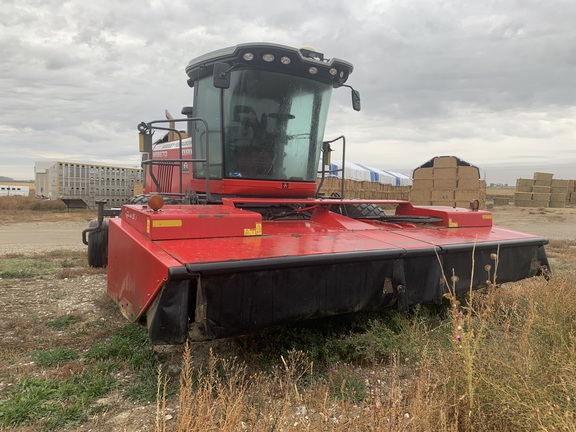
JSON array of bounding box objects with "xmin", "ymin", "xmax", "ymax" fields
[
  {"xmin": 493, "ymin": 197, "xmax": 510, "ymax": 206},
  {"xmin": 513, "ymin": 172, "xmax": 572, "ymax": 208},
  {"xmin": 317, "ymin": 177, "xmax": 411, "ymax": 200},
  {"xmin": 410, "ymin": 156, "xmax": 486, "ymax": 208},
  {"xmin": 550, "ymin": 179, "xmax": 569, "ymax": 208}
]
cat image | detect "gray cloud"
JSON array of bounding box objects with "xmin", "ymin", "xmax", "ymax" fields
[{"xmin": 0, "ymin": 0, "xmax": 575, "ymax": 185}]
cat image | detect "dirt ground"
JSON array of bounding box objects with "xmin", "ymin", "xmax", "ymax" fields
[
  {"xmin": 0, "ymin": 220, "xmax": 90, "ymax": 255},
  {"xmin": 0, "ymin": 205, "xmax": 575, "ymax": 431},
  {"xmin": 0, "ymin": 214, "xmax": 179, "ymax": 431},
  {"xmin": 491, "ymin": 205, "xmax": 576, "ymax": 240}
]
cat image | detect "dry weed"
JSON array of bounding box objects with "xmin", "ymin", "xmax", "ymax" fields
[{"xmin": 0, "ymin": 196, "xmax": 95, "ymax": 223}]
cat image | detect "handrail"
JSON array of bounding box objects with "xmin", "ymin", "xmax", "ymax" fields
[
  {"xmin": 316, "ymin": 135, "xmax": 346, "ymax": 198},
  {"xmin": 142, "ymin": 118, "xmax": 213, "ymax": 202}
]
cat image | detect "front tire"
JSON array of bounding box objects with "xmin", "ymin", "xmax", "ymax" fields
[
  {"xmin": 342, "ymin": 202, "xmax": 387, "ymax": 219},
  {"xmin": 329, "ymin": 193, "xmax": 387, "ymax": 220}
]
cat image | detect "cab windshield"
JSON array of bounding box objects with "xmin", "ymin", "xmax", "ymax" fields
[{"xmin": 222, "ymin": 69, "xmax": 332, "ymax": 181}]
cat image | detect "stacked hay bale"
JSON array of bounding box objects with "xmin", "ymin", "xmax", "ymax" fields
[
  {"xmin": 513, "ymin": 178, "xmax": 534, "ymax": 207},
  {"xmin": 551, "ymin": 179, "xmax": 570, "ymax": 208},
  {"xmin": 533, "ymin": 172, "xmax": 552, "ymax": 207},
  {"xmin": 493, "ymin": 196, "xmax": 510, "ymax": 206},
  {"xmin": 514, "ymin": 172, "xmax": 570, "ymax": 208},
  {"xmin": 409, "ymin": 165, "xmax": 434, "ymax": 205},
  {"xmin": 410, "ymin": 156, "xmax": 486, "ymax": 208},
  {"xmin": 317, "ymin": 177, "xmax": 411, "ymax": 200}
]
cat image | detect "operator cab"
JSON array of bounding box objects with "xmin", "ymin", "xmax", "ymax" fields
[{"xmin": 184, "ymin": 43, "xmax": 359, "ymax": 197}]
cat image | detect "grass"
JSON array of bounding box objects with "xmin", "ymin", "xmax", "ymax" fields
[
  {"xmin": 0, "ymin": 366, "xmax": 117, "ymax": 430},
  {"xmin": 163, "ymin": 247, "xmax": 576, "ymax": 432},
  {"xmin": 4, "ymin": 252, "xmax": 574, "ymax": 431},
  {"xmin": 235, "ymin": 305, "xmax": 439, "ymax": 370},
  {"xmin": 28, "ymin": 347, "xmax": 80, "ymax": 367},
  {"xmin": 46, "ymin": 315, "xmax": 79, "ymax": 331},
  {"xmin": 0, "ymin": 250, "xmax": 105, "ymax": 279},
  {"xmin": 1, "ymin": 206, "xmax": 575, "ymax": 430},
  {"xmin": 0, "ymin": 324, "xmax": 163, "ymax": 430},
  {"xmin": 0, "ymin": 195, "xmax": 95, "ymax": 223},
  {"xmin": 0, "ymin": 256, "xmax": 59, "ymax": 279},
  {"xmin": 546, "ymin": 239, "xmax": 576, "ymax": 267},
  {"xmin": 0, "ymin": 249, "xmax": 161, "ymax": 430},
  {"xmin": 85, "ymin": 324, "xmax": 168, "ymax": 402},
  {"xmin": 0, "ymin": 195, "xmax": 67, "ymax": 211}
]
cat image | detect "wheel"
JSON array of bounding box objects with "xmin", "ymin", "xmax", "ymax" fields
[
  {"xmin": 87, "ymin": 219, "xmax": 108, "ymax": 268},
  {"xmin": 328, "ymin": 193, "xmax": 387, "ymax": 220},
  {"xmin": 127, "ymin": 194, "xmax": 179, "ymax": 205},
  {"xmin": 342, "ymin": 202, "xmax": 387, "ymax": 219},
  {"xmin": 127, "ymin": 194, "xmax": 148, "ymax": 204}
]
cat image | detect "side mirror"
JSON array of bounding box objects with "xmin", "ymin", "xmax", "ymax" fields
[
  {"xmin": 137, "ymin": 123, "xmax": 152, "ymax": 153},
  {"xmin": 181, "ymin": 106, "xmax": 194, "ymax": 117},
  {"xmin": 139, "ymin": 132, "xmax": 152, "ymax": 153},
  {"xmin": 213, "ymin": 62, "xmax": 231, "ymax": 89},
  {"xmin": 351, "ymin": 89, "xmax": 361, "ymax": 112}
]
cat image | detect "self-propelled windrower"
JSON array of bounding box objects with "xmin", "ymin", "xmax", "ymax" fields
[{"xmin": 84, "ymin": 43, "xmax": 549, "ymax": 344}]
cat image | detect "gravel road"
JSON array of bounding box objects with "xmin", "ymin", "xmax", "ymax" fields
[{"xmin": 0, "ymin": 220, "xmax": 89, "ymax": 255}]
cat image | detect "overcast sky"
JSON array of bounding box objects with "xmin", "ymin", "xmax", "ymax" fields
[{"xmin": 1, "ymin": 0, "xmax": 575, "ymax": 184}]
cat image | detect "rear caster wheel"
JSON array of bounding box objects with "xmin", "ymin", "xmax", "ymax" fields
[{"xmin": 87, "ymin": 219, "xmax": 108, "ymax": 268}]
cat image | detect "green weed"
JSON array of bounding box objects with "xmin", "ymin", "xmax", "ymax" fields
[
  {"xmin": 329, "ymin": 368, "xmax": 368, "ymax": 403},
  {"xmin": 242, "ymin": 309, "xmax": 431, "ymax": 367},
  {"xmin": 0, "ymin": 324, "xmax": 161, "ymax": 430},
  {"xmin": 0, "ymin": 251, "xmax": 91, "ymax": 279},
  {"xmin": 0, "ymin": 369, "xmax": 116, "ymax": 430},
  {"xmin": 86, "ymin": 324, "xmax": 165, "ymax": 401},
  {"xmin": 60, "ymin": 258, "xmax": 80, "ymax": 268},
  {"xmin": 46, "ymin": 315, "xmax": 79, "ymax": 331},
  {"xmin": 28, "ymin": 348, "xmax": 80, "ymax": 367},
  {"xmin": 0, "ymin": 257, "xmax": 57, "ymax": 279}
]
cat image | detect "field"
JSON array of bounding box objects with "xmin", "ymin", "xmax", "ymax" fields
[{"xmin": 0, "ymin": 196, "xmax": 575, "ymax": 431}]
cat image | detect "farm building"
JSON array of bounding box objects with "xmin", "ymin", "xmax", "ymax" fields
[
  {"xmin": 34, "ymin": 161, "xmax": 142, "ymax": 209},
  {"xmin": 0, "ymin": 184, "xmax": 30, "ymax": 197}
]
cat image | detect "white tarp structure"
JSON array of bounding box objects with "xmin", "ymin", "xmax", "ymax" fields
[{"xmin": 319, "ymin": 159, "xmax": 412, "ymax": 186}]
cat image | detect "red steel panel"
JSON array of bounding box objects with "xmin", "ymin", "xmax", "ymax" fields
[
  {"xmin": 107, "ymin": 218, "xmax": 184, "ymax": 321},
  {"xmin": 221, "ymin": 198, "xmax": 493, "ymax": 229},
  {"xmin": 157, "ymin": 213, "xmax": 543, "ymax": 266},
  {"xmin": 189, "ymin": 178, "xmax": 317, "ymax": 197},
  {"xmin": 108, "ymin": 198, "xmax": 545, "ymax": 322},
  {"xmin": 122, "ymin": 204, "xmax": 262, "ymax": 240},
  {"xmin": 360, "ymin": 225, "xmax": 539, "ymax": 247},
  {"xmin": 395, "ymin": 204, "xmax": 493, "ymax": 228}
]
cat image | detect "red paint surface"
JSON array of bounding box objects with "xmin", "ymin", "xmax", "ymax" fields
[{"xmin": 107, "ymin": 199, "xmax": 543, "ymax": 320}]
